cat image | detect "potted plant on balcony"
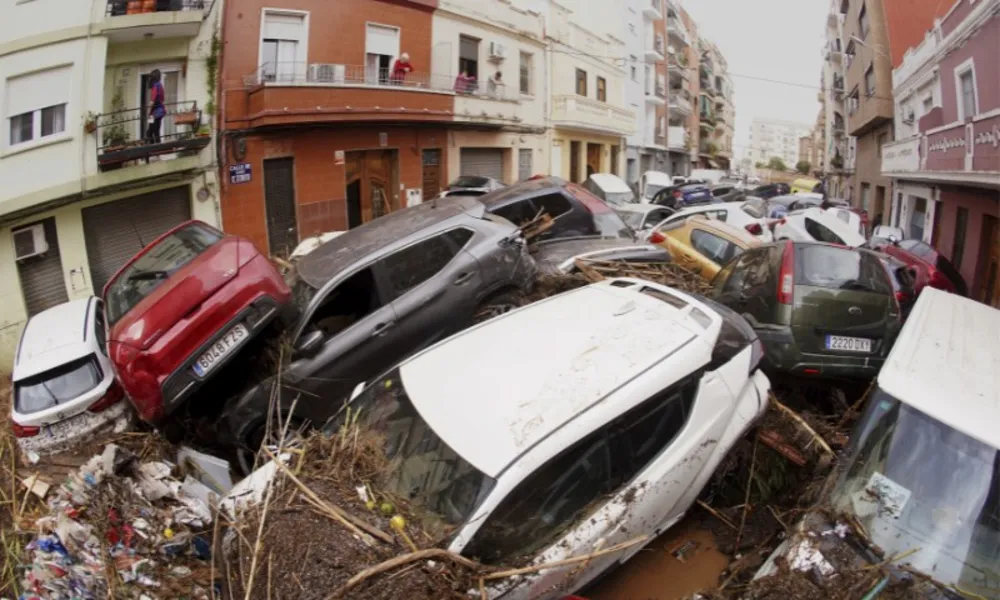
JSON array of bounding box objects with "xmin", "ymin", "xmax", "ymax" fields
[
  {"xmin": 102, "ymin": 90, "xmax": 130, "ymax": 154},
  {"xmin": 196, "ymin": 125, "xmax": 211, "ymax": 138},
  {"xmin": 831, "ymin": 153, "xmax": 844, "ymax": 169},
  {"xmin": 84, "ymin": 112, "xmax": 98, "ymax": 134}
]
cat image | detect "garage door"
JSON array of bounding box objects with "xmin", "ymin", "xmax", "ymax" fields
[
  {"xmin": 82, "ymin": 186, "xmax": 191, "ymax": 294},
  {"xmin": 460, "ymin": 148, "xmax": 504, "ymax": 182}
]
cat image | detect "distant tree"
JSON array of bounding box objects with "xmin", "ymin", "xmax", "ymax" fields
[
  {"xmin": 796, "ymin": 160, "xmax": 812, "ymax": 174},
  {"xmin": 768, "ymin": 157, "xmax": 788, "ymax": 171},
  {"xmin": 754, "ymin": 161, "xmax": 765, "ymax": 169}
]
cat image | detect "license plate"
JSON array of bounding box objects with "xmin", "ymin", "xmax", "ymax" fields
[
  {"xmin": 192, "ymin": 323, "xmax": 249, "ymax": 378},
  {"xmin": 825, "ymin": 335, "xmax": 872, "ymax": 353},
  {"xmin": 45, "ymin": 418, "xmax": 80, "ymax": 438}
]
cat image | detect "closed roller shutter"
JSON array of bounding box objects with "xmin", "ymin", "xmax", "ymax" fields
[
  {"xmin": 16, "ymin": 217, "xmax": 69, "ymax": 317},
  {"xmin": 460, "ymin": 148, "xmax": 504, "ymax": 182},
  {"xmin": 82, "ymin": 186, "xmax": 191, "ymax": 295}
]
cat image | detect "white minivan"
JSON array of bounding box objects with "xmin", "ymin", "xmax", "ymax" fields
[{"xmin": 227, "ymin": 278, "xmax": 772, "ymax": 598}]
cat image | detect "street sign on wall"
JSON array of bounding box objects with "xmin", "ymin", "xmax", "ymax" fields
[{"xmin": 229, "ymin": 163, "xmax": 252, "ymax": 184}]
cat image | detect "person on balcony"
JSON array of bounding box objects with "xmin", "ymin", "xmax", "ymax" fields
[
  {"xmin": 453, "ymin": 69, "xmax": 474, "ymax": 94},
  {"xmin": 390, "ymin": 53, "xmax": 412, "ymax": 85},
  {"xmin": 145, "ymin": 69, "xmax": 166, "ymax": 144},
  {"xmin": 487, "ymin": 71, "xmax": 504, "ymax": 98}
]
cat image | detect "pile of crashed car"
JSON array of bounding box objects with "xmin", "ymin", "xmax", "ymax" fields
[{"xmin": 8, "ymin": 171, "xmax": 997, "ymax": 600}]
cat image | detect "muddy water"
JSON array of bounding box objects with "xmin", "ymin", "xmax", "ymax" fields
[{"xmin": 587, "ymin": 518, "xmax": 729, "ymax": 600}]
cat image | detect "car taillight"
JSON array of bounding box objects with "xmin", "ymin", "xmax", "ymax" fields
[
  {"xmin": 12, "ymin": 421, "xmax": 39, "ymax": 438},
  {"xmin": 777, "ymin": 240, "xmax": 794, "ymax": 305},
  {"xmin": 749, "ymin": 338, "xmax": 765, "ymax": 374},
  {"xmin": 745, "ymin": 222, "xmax": 763, "ymax": 235},
  {"xmin": 88, "ymin": 381, "xmax": 125, "ymax": 413},
  {"xmin": 648, "ymin": 231, "xmax": 666, "ymax": 244}
]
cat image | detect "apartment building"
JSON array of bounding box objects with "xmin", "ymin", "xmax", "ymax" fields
[
  {"xmin": 622, "ymin": 0, "xmax": 668, "ymax": 186},
  {"xmin": 882, "ymin": 0, "xmax": 1000, "ymax": 307},
  {"xmin": 537, "ymin": 0, "xmax": 633, "ymax": 183},
  {"xmin": 665, "ymin": 0, "xmax": 694, "ymax": 176},
  {"xmin": 840, "ymin": 0, "xmax": 950, "ymax": 222},
  {"xmin": 821, "ymin": 0, "xmax": 853, "ymax": 198},
  {"xmin": 747, "ymin": 118, "xmax": 813, "ymax": 169},
  {"xmin": 697, "ymin": 41, "xmax": 733, "ymax": 170},
  {"xmin": 0, "ymin": 0, "xmax": 221, "ymax": 369}
]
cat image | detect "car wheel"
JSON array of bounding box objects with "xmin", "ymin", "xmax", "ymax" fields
[
  {"xmin": 474, "ymin": 290, "xmax": 525, "ymax": 324},
  {"xmin": 236, "ymin": 415, "xmax": 307, "ymax": 475}
]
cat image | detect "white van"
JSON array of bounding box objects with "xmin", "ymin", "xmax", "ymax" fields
[
  {"xmin": 689, "ymin": 169, "xmax": 728, "ymax": 186},
  {"xmin": 639, "ymin": 171, "xmax": 674, "ymax": 204},
  {"xmin": 583, "ymin": 173, "xmax": 635, "ymax": 206},
  {"xmin": 756, "ymin": 288, "xmax": 1000, "ymax": 595}
]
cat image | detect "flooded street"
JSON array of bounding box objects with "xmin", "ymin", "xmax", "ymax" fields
[{"xmin": 588, "ymin": 517, "xmax": 729, "ymax": 600}]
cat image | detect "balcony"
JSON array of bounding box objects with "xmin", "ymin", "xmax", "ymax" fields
[
  {"xmin": 645, "ymin": 80, "xmax": 667, "ymax": 106},
  {"xmin": 668, "ymin": 92, "xmax": 692, "ymax": 116},
  {"xmin": 643, "ymin": 0, "xmax": 663, "ymax": 21},
  {"xmin": 699, "ymin": 139, "xmax": 718, "ymax": 157},
  {"xmin": 667, "ymin": 125, "xmax": 688, "ymax": 151},
  {"xmin": 645, "ymin": 33, "xmax": 666, "ymax": 61},
  {"xmin": 101, "ymin": 0, "xmax": 210, "ymax": 42},
  {"xmin": 847, "ymin": 93, "xmax": 893, "ymax": 137},
  {"xmin": 880, "ymin": 114, "xmax": 1000, "ymax": 185},
  {"xmin": 667, "ymin": 17, "xmax": 690, "ymax": 47},
  {"xmin": 240, "ymin": 63, "xmax": 455, "ymax": 128},
  {"xmin": 825, "ymin": 40, "xmax": 843, "ymax": 63},
  {"xmin": 94, "ymin": 100, "xmax": 210, "ymax": 173},
  {"xmin": 551, "ymin": 95, "xmax": 634, "ymax": 136},
  {"xmin": 452, "ymin": 80, "xmax": 524, "ymax": 126},
  {"xmin": 668, "ymin": 53, "xmax": 688, "ymax": 79}
]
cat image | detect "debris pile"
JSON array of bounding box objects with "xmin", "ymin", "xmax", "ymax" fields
[
  {"xmin": 18, "ymin": 443, "xmax": 224, "ymax": 599},
  {"xmin": 530, "ymin": 258, "xmax": 713, "ymax": 302}
]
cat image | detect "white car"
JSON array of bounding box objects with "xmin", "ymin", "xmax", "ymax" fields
[
  {"xmin": 825, "ymin": 207, "xmax": 866, "ymax": 238},
  {"xmin": 614, "ymin": 203, "xmax": 675, "ymax": 231},
  {"xmin": 226, "ymin": 278, "xmax": 771, "ymax": 599},
  {"xmin": 651, "ymin": 201, "xmax": 775, "ymax": 242},
  {"xmin": 773, "ymin": 207, "xmax": 866, "ymax": 247},
  {"xmin": 11, "ymin": 297, "xmax": 132, "ymax": 454}
]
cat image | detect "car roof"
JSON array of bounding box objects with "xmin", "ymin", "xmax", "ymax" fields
[
  {"xmin": 679, "ymin": 216, "xmax": 761, "ymax": 247},
  {"xmin": 13, "ymin": 297, "xmax": 97, "ymax": 381},
  {"xmin": 476, "ymin": 176, "xmax": 568, "ymax": 208},
  {"xmin": 295, "ymin": 196, "xmax": 487, "ymax": 288},
  {"xmin": 398, "ymin": 279, "xmax": 711, "ymax": 477},
  {"xmin": 615, "ymin": 203, "xmax": 664, "ymax": 215},
  {"xmin": 587, "ymin": 173, "xmax": 631, "ymax": 193},
  {"xmin": 878, "ymin": 288, "xmax": 1000, "ymax": 449},
  {"xmin": 789, "ymin": 207, "xmax": 866, "ymax": 246}
]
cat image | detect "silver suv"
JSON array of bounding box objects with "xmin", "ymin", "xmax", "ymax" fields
[{"xmin": 223, "ymin": 196, "xmax": 536, "ymax": 471}]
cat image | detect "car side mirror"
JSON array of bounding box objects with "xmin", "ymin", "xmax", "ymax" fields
[{"xmin": 295, "ymin": 330, "xmax": 325, "ymax": 358}]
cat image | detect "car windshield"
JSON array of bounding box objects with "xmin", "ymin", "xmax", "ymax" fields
[
  {"xmin": 325, "ymin": 368, "xmax": 496, "ymax": 538},
  {"xmin": 617, "ymin": 210, "xmax": 646, "ymax": 229},
  {"xmin": 831, "ymin": 388, "xmax": 1000, "ymax": 595},
  {"xmin": 104, "ymin": 223, "xmax": 222, "ymax": 324},
  {"xmin": 15, "ymin": 355, "xmax": 103, "ymax": 414},
  {"xmin": 796, "ymin": 245, "xmax": 888, "ymax": 293}
]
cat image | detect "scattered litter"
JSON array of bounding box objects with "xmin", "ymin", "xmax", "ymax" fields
[
  {"xmin": 787, "ymin": 539, "xmax": 836, "ymax": 577},
  {"xmin": 669, "ymin": 539, "xmax": 701, "ymax": 563},
  {"xmin": 178, "ymin": 445, "xmax": 233, "ymax": 494},
  {"xmin": 21, "ymin": 474, "xmax": 50, "ymax": 499}
]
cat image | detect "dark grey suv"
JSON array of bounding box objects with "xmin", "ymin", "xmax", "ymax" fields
[{"xmin": 222, "ymin": 196, "xmax": 536, "ymax": 471}]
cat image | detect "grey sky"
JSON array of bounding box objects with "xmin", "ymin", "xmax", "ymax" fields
[{"xmin": 679, "ymin": 0, "xmax": 829, "ymax": 162}]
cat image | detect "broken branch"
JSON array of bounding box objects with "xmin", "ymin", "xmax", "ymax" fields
[
  {"xmin": 771, "ymin": 395, "xmax": 836, "ymax": 458},
  {"xmin": 328, "ymin": 549, "xmax": 486, "ymax": 598},
  {"xmin": 697, "ymin": 500, "xmax": 738, "ymax": 531}
]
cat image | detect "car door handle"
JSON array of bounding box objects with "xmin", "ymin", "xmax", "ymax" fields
[
  {"xmin": 454, "ymin": 272, "xmax": 474, "ymax": 285},
  {"xmin": 371, "ymin": 321, "xmax": 395, "ymax": 337}
]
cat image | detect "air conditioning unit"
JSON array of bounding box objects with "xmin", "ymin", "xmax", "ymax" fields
[
  {"xmin": 489, "ymin": 42, "xmax": 507, "ymax": 59},
  {"xmin": 902, "ymin": 106, "xmax": 915, "ymax": 124},
  {"xmin": 12, "ymin": 224, "xmax": 48, "ymax": 261},
  {"xmin": 308, "ymin": 63, "xmax": 345, "ymax": 84}
]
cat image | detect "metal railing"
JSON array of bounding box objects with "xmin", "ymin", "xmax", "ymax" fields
[
  {"xmin": 105, "ymin": 0, "xmax": 207, "ymax": 17},
  {"xmin": 244, "ymin": 62, "xmax": 507, "ymax": 96},
  {"xmin": 668, "ymin": 94, "xmax": 691, "ymax": 113},
  {"xmin": 94, "ymin": 100, "xmax": 205, "ymax": 170}
]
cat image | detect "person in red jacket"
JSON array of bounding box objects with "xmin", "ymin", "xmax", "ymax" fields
[{"xmin": 390, "ymin": 52, "xmax": 412, "ymax": 85}]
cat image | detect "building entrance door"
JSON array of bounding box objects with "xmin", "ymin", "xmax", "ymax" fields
[
  {"xmin": 422, "ymin": 149, "xmax": 442, "ymax": 200},
  {"xmin": 345, "ymin": 150, "xmax": 398, "ymax": 228},
  {"xmin": 586, "ymin": 143, "xmax": 602, "ymax": 178}
]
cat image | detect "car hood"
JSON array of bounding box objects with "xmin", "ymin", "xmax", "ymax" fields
[
  {"xmin": 108, "ymin": 237, "xmax": 242, "ymax": 350},
  {"xmin": 533, "ymin": 237, "xmax": 670, "ymax": 275}
]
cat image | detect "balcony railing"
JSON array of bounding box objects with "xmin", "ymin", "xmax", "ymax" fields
[
  {"xmin": 667, "ymin": 17, "xmax": 689, "ymax": 45},
  {"xmin": 668, "ymin": 93, "xmax": 692, "ymax": 114},
  {"xmin": 245, "ymin": 62, "xmax": 468, "ymax": 95},
  {"xmin": 94, "ymin": 100, "xmax": 209, "ymax": 172},
  {"xmin": 551, "ymin": 95, "xmax": 633, "ymax": 135},
  {"xmin": 105, "ymin": 0, "xmax": 208, "ymax": 17}
]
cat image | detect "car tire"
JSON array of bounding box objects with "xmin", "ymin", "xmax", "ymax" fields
[{"xmin": 474, "ymin": 290, "xmax": 525, "ymax": 324}]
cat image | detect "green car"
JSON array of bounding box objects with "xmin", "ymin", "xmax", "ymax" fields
[{"xmin": 710, "ymin": 240, "xmax": 903, "ymax": 379}]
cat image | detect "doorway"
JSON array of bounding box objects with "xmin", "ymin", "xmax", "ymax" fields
[
  {"xmin": 345, "ymin": 149, "xmax": 398, "ymax": 228},
  {"xmin": 874, "ymin": 185, "xmax": 886, "ymax": 228},
  {"xmin": 587, "ymin": 143, "xmax": 602, "ymax": 178},
  {"xmin": 570, "ymin": 141, "xmax": 582, "ymax": 183},
  {"xmin": 422, "ymin": 149, "xmax": 442, "ymax": 200},
  {"xmin": 978, "ymin": 215, "xmax": 999, "ymax": 307},
  {"xmin": 139, "ymin": 65, "xmax": 182, "ymax": 141},
  {"xmin": 262, "ymin": 157, "xmax": 299, "ymax": 258},
  {"xmin": 610, "ymin": 145, "xmax": 619, "ymax": 176}
]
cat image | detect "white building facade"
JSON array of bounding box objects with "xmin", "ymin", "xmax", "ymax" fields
[
  {"xmin": 747, "ymin": 118, "xmax": 814, "ymax": 170},
  {"xmin": 623, "ymin": 0, "xmax": 668, "ymax": 187},
  {"xmin": 0, "ymin": 0, "xmax": 222, "ymax": 371}
]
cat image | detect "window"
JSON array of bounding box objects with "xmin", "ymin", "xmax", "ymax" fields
[
  {"xmin": 382, "ymin": 234, "xmax": 458, "ymax": 297},
  {"xmin": 958, "ymin": 67, "xmax": 977, "ymax": 120},
  {"xmin": 576, "ymin": 69, "xmax": 588, "ymax": 96},
  {"xmin": 14, "ymin": 355, "xmax": 103, "ymax": 415},
  {"xmin": 952, "ymin": 207, "xmax": 968, "ymax": 270},
  {"xmin": 848, "ymin": 89, "xmax": 860, "ymax": 115},
  {"xmin": 93, "ymin": 303, "xmax": 107, "ymax": 355},
  {"xmin": 909, "ymin": 197, "xmax": 926, "ymax": 240},
  {"xmin": 459, "ymin": 35, "xmax": 480, "ymax": 82},
  {"xmin": 631, "ymin": 65, "xmax": 637, "ymax": 82},
  {"xmin": 597, "ymin": 76, "xmax": 607, "ymax": 102},
  {"xmin": 691, "ymin": 229, "xmax": 742, "ymax": 265},
  {"xmin": 519, "ymin": 52, "xmax": 533, "ymax": 94},
  {"xmin": 5, "ymin": 66, "xmax": 70, "ymax": 147},
  {"xmin": 922, "ymin": 96, "xmax": 934, "ymax": 114},
  {"xmin": 864, "ymin": 65, "xmax": 875, "ymax": 97},
  {"xmin": 796, "ymin": 245, "xmax": 891, "ymax": 294},
  {"xmin": 858, "ymin": 2, "xmax": 870, "ymax": 39},
  {"xmin": 607, "ymin": 383, "xmax": 695, "ymax": 484},
  {"xmin": 861, "ymin": 183, "xmax": 871, "ymax": 213},
  {"xmin": 532, "ymin": 193, "xmax": 573, "ymax": 220},
  {"xmin": 492, "ymin": 200, "xmax": 537, "ymax": 226},
  {"xmin": 262, "ymin": 11, "xmax": 307, "ymax": 83},
  {"xmin": 804, "ymin": 217, "xmax": 846, "ymax": 245},
  {"xmin": 446, "ymin": 228, "xmax": 474, "ymax": 250},
  {"xmin": 740, "ymin": 199, "xmax": 765, "ymax": 219},
  {"xmin": 306, "ymin": 267, "xmax": 384, "ymax": 338}
]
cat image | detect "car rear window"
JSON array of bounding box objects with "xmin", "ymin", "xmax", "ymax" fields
[
  {"xmin": 741, "ymin": 199, "xmax": 765, "ymax": 219},
  {"xmin": 795, "ymin": 246, "xmax": 892, "ymax": 294},
  {"xmin": 804, "ymin": 217, "xmax": 846, "ymax": 245},
  {"xmin": 899, "ymin": 239, "xmax": 936, "ymax": 261},
  {"xmin": 105, "ymin": 223, "xmax": 223, "ymax": 324},
  {"xmin": 565, "ymin": 185, "xmax": 635, "ymax": 240},
  {"xmin": 15, "ymin": 355, "xmax": 103, "ymax": 414}
]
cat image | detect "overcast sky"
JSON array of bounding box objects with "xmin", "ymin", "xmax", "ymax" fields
[{"xmin": 679, "ymin": 0, "xmax": 829, "ymax": 162}]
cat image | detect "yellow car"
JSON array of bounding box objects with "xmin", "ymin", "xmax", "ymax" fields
[
  {"xmin": 649, "ymin": 215, "xmax": 762, "ymax": 280},
  {"xmin": 790, "ymin": 178, "xmax": 822, "ymax": 194}
]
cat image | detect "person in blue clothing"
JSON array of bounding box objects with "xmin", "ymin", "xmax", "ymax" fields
[{"xmin": 145, "ymin": 69, "xmax": 166, "ymax": 144}]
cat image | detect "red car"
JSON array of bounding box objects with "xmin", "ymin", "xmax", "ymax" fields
[
  {"xmin": 871, "ymin": 238, "xmax": 969, "ymax": 297},
  {"xmin": 103, "ymin": 221, "xmax": 292, "ymax": 424}
]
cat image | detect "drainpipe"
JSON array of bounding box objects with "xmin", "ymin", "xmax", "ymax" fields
[{"xmin": 80, "ymin": 0, "xmax": 100, "ymax": 196}]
